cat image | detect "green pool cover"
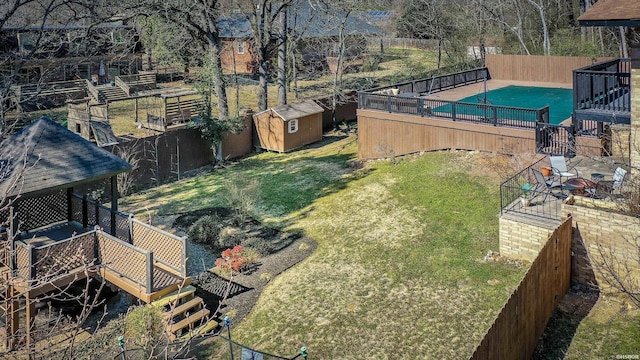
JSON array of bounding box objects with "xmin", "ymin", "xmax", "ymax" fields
[{"xmin": 433, "ymin": 85, "xmax": 573, "ymax": 125}]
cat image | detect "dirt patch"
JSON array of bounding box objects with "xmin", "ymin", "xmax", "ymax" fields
[{"xmin": 173, "ymin": 207, "xmax": 317, "ymax": 326}]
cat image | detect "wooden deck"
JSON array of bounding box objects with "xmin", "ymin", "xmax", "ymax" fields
[{"xmin": 5, "ymin": 220, "xmax": 189, "ymax": 304}]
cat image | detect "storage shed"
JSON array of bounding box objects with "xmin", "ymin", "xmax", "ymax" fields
[{"xmin": 253, "ymin": 100, "xmax": 324, "ymax": 152}]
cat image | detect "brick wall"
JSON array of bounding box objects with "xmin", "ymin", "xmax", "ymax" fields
[
  {"xmin": 562, "ymin": 198, "xmax": 640, "ymax": 293},
  {"xmin": 499, "ymin": 217, "xmax": 556, "ymax": 262},
  {"xmin": 611, "ymin": 124, "xmax": 631, "ymax": 165}
]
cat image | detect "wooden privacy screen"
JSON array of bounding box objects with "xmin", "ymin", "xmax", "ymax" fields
[
  {"xmin": 485, "ymin": 54, "xmax": 611, "ymax": 83},
  {"xmin": 131, "ymin": 218, "xmax": 185, "ymax": 276}
]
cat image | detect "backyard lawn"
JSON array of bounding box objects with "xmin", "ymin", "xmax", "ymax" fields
[{"xmin": 121, "ymin": 135, "xmax": 527, "ymax": 358}]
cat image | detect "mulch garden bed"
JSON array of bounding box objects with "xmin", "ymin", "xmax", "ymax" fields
[{"xmin": 173, "ymin": 207, "xmax": 317, "ymax": 327}]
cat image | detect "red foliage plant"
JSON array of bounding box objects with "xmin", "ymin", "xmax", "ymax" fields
[{"xmin": 215, "ymin": 245, "xmax": 248, "ymax": 274}]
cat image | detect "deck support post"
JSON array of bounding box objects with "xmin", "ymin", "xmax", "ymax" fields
[{"xmin": 5, "ymin": 286, "xmax": 19, "ymax": 350}]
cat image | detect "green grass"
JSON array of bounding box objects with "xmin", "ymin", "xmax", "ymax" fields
[
  {"xmin": 121, "ymin": 137, "xmax": 527, "ymax": 358},
  {"xmin": 565, "ymin": 299, "xmax": 640, "ymax": 358}
]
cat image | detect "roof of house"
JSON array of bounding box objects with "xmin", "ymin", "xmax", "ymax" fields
[
  {"xmin": 578, "ymin": 0, "xmax": 640, "ymax": 26},
  {"xmin": 0, "ymin": 117, "xmax": 131, "ymax": 198},
  {"xmin": 270, "ymin": 100, "xmax": 324, "ymax": 121},
  {"xmin": 220, "ymin": 3, "xmax": 384, "ymax": 39}
]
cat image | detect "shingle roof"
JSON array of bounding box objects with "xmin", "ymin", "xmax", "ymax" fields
[
  {"xmin": 219, "ymin": 3, "xmax": 384, "ymax": 39},
  {"xmin": 0, "ymin": 117, "xmax": 131, "ymax": 198},
  {"xmin": 578, "ymin": 0, "xmax": 640, "ymax": 26},
  {"xmin": 271, "ymin": 100, "xmax": 324, "ymax": 121}
]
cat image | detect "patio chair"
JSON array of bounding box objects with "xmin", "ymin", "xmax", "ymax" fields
[
  {"xmin": 597, "ymin": 167, "xmax": 627, "ymax": 196},
  {"xmin": 549, "ymin": 156, "xmax": 579, "ymax": 181},
  {"xmin": 532, "ymin": 168, "xmax": 565, "ymax": 202}
]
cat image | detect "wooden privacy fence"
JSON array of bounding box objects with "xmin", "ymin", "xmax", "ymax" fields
[
  {"xmin": 485, "ymin": 54, "xmax": 611, "ymax": 83},
  {"xmin": 469, "ymin": 216, "xmax": 572, "ymax": 360}
]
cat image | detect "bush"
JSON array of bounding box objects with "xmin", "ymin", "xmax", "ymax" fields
[
  {"xmin": 214, "ymin": 245, "xmax": 260, "ymax": 275},
  {"xmin": 125, "ymin": 306, "xmax": 165, "ymax": 352},
  {"xmin": 188, "ymin": 215, "xmax": 224, "ymax": 245},
  {"xmin": 242, "ymin": 236, "xmax": 277, "ymax": 256},
  {"xmin": 217, "ymin": 226, "xmax": 245, "ymax": 250}
]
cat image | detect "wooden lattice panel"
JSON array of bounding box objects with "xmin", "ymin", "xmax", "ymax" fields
[
  {"xmin": 86, "ymin": 203, "xmax": 97, "ymax": 227},
  {"xmin": 17, "ymin": 190, "xmax": 68, "ymax": 231},
  {"xmin": 34, "ymin": 233, "xmax": 96, "ymax": 280},
  {"xmin": 70, "ymin": 195, "xmax": 84, "ymax": 224},
  {"xmin": 97, "ymin": 207, "xmax": 112, "ymax": 233},
  {"xmin": 15, "ymin": 244, "xmax": 31, "ymax": 279},
  {"xmin": 0, "ymin": 207, "xmax": 9, "ymax": 227},
  {"xmin": 131, "ymin": 219, "xmax": 184, "ymax": 273},
  {"xmin": 113, "ymin": 214, "xmax": 130, "ymax": 242},
  {"xmin": 97, "ymin": 232, "xmax": 148, "ymax": 286}
]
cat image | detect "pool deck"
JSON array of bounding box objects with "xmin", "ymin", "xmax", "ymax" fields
[{"xmin": 425, "ymin": 79, "xmax": 574, "ymax": 125}]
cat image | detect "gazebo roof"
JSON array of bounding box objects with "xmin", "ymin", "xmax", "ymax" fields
[
  {"xmin": 0, "ymin": 117, "xmax": 131, "ymax": 198},
  {"xmin": 578, "ymin": 0, "xmax": 640, "ymax": 27}
]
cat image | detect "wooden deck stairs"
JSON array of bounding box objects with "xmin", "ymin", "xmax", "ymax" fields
[{"xmin": 150, "ymin": 285, "xmax": 218, "ymax": 341}]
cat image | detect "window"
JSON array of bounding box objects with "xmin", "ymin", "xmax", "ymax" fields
[
  {"xmin": 288, "ymin": 119, "xmax": 298, "ymax": 134},
  {"xmin": 237, "ymin": 41, "xmax": 245, "ymax": 55}
]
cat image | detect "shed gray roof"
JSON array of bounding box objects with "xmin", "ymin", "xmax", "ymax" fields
[
  {"xmin": 0, "ymin": 117, "xmax": 131, "ymax": 198},
  {"xmin": 271, "ymin": 100, "xmax": 324, "ymax": 121}
]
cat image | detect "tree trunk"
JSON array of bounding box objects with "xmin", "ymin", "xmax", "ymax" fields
[
  {"xmin": 207, "ymin": 35, "xmax": 229, "ymax": 121},
  {"xmin": 277, "ymin": 7, "xmax": 287, "ymax": 106}
]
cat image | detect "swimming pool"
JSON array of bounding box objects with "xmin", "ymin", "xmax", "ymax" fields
[{"xmin": 433, "ymin": 85, "xmax": 573, "ymax": 125}]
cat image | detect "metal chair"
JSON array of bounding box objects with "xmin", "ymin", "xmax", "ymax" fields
[
  {"xmin": 532, "ymin": 168, "xmax": 565, "ymax": 202},
  {"xmin": 597, "ymin": 167, "xmax": 627, "ymax": 196},
  {"xmin": 549, "ymin": 156, "xmax": 579, "ymax": 182}
]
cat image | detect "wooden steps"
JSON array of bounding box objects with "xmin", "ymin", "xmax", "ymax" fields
[
  {"xmin": 150, "ymin": 285, "xmax": 217, "ymax": 341},
  {"xmin": 162, "ymin": 296, "xmax": 202, "ymax": 320},
  {"xmin": 167, "ymin": 308, "xmax": 210, "ymax": 339}
]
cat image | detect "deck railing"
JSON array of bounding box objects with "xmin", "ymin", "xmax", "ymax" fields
[
  {"xmin": 97, "ymin": 230, "xmax": 153, "ymax": 293},
  {"xmin": 12, "ymin": 230, "xmax": 153, "ymax": 293},
  {"xmin": 31, "ymin": 231, "xmax": 96, "ymax": 281},
  {"xmin": 573, "ymin": 58, "xmax": 631, "ymax": 114},
  {"xmin": 499, "ymin": 157, "xmax": 563, "ymax": 221},
  {"xmin": 359, "ymin": 67, "xmax": 552, "ymax": 129},
  {"xmin": 130, "ymin": 218, "xmax": 186, "ymax": 277},
  {"xmin": 361, "ymin": 67, "xmax": 488, "ymax": 97},
  {"xmin": 359, "ymin": 92, "xmax": 549, "ymax": 128}
]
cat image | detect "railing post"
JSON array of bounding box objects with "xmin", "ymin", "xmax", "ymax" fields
[
  {"xmin": 66, "ymin": 188, "xmax": 73, "ymax": 221},
  {"xmin": 82, "ymin": 195, "xmax": 88, "ymax": 228},
  {"xmin": 95, "ymin": 202, "xmax": 100, "ymax": 229},
  {"xmin": 418, "ymin": 98, "xmax": 424, "ymax": 117},
  {"xmin": 387, "ymin": 95, "xmax": 391, "ymax": 113},
  {"xmin": 146, "ymin": 251, "xmax": 154, "ymax": 294},
  {"xmin": 28, "ymin": 245, "xmax": 35, "ymax": 280},
  {"xmin": 182, "ymin": 237, "xmax": 187, "ymax": 277},
  {"xmin": 451, "ymin": 102, "xmax": 456, "ymax": 121},
  {"xmin": 128, "ymin": 214, "xmax": 134, "ymax": 244},
  {"xmin": 492, "ymin": 105, "xmax": 498, "ymax": 126}
]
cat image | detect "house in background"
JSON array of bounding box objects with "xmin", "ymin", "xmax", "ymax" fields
[
  {"xmin": 218, "ymin": 3, "xmax": 384, "ymax": 76},
  {"xmin": 253, "ymin": 100, "xmax": 324, "ymax": 152}
]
